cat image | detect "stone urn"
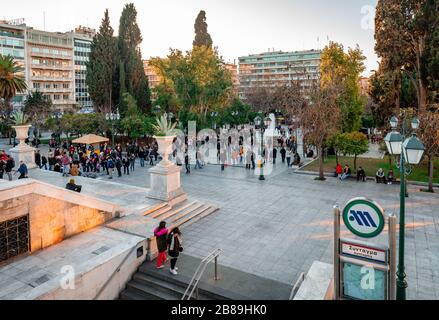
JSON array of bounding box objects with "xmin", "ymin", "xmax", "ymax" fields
[
  {"xmin": 154, "ymin": 135, "xmax": 176, "ymax": 167},
  {"xmin": 13, "ymin": 124, "xmax": 31, "ymax": 146},
  {"xmin": 148, "ymin": 135, "xmax": 186, "ymax": 205},
  {"xmin": 10, "ymin": 124, "xmax": 36, "ymax": 169}
]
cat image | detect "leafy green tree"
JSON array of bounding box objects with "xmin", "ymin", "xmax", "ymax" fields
[
  {"xmin": 375, "ymin": 0, "xmax": 438, "ymax": 114},
  {"xmin": 23, "ymin": 90, "xmax": 53, "ymax": 137},
  {"xmin": 193, "ymin": 10, "xmax": 213, "ymax": 48},
  {"xmin": 86, "ymin": 9, "xmax": 118, "ymax": 114},
  {"xmin": 0, "ymin": 54, "xmax": 27, "ymax": 144},
  {"xmin": 118, "ymin": 3, "xmax": 151, "ymax": 114},
  {"xmin": 151, "ymin": 46, "xmax": 233, "ymax": 121},
  {"xmin": 337, "ymin": 132, "xmax": 369, "ymax": 171},
  {"xmin": 320, "ymin": 42, "xmax": 366, "ymax": 133},
  {"xmin": 120, "ymin": 93, "xmax": 150, "ymax": 138},
  {"xmin": 417, "ymin": 110, "xmax": 439, "ymax": 192}
]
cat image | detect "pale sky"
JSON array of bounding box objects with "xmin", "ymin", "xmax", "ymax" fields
[{"xmin": 2, "ymin": 0, "xmax": 379, "ymax": 75}]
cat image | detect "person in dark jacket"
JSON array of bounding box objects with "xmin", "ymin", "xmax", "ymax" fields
[
  {"xmin": 184, "ymin": 153, "xmax": 190, "ymax": 174},
  {"xmin": 272, "ymin": 147, "xmax": 277, "ymax": 164},
  {"xmin": 16, "ymin": 161, "xmax": 28, "ymax": 179},
  {"xmin": 167, "ymin": 227, "xmax": 183, "ymax": 275},
  {"xmin": 5, "ymin": 157, "xmax": 14, "ymax": 181},
  {"xmin": 280, "ymin": 147, "xmax": 286, "ymax": 164},
  {"xmin": 154, "ymin": 221, "xmax": 169, "ymax": 269},
  {"xmin": 35, "ymin": 150, "xmax": 42, "ymax": 168},
  {"xmin": 66, "ymin": 179, "xmax": 82, "ymax": 193}
]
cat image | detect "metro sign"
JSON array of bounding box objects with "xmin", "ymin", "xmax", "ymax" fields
[{"xmin": 342, "ymin": 198, "xmax": 385, "ymax": 238}]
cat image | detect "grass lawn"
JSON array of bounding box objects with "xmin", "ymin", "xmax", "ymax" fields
[{"xmin": 302, "ymin": 155, "xmax": 439, "ymax": 184}]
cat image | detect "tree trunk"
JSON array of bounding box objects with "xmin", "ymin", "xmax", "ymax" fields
[
  {"xmin": 354, "ymin": 155, "xmax": 357, "ymax": 172},
  {"xmin": 428, "ymin": 156, "xmax": 434, "ymax": 193},
  {"xmin": 419, "ymin": 84, "xmax": 427, "ymax": 114},
  {"xmin": 318, "ymin": 146, "xmax": 325, "ymax": 180}
]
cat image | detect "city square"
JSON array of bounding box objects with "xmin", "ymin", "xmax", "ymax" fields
[{"xmin": 0, "ymin": 0, "xmax": 439, "ymax": 307}]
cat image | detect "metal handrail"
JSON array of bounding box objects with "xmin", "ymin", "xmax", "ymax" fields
[
  {"xmin": 94, "ymin": 244, "xmax": 139, "ymax": 300},
  {"xmin": 289, "ymin": 272, "xmax": 305, "ymax": 300},
  {"xmin": 182, "ymin": 248, "xmax": 222, "ymax": 300}
]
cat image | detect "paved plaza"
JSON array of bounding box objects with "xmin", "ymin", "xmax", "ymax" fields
[
  {"xmin": 88, "ymin": 158, "xmax": 439, "ymax": 300},
  {"xmin": 1, "ymin": 139, "xmax": 439, "ymax": 300}
]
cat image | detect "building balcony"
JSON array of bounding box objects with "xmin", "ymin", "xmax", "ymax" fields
[
  {"xmin": 29, "ymin": 52, "xmax": 73, "ymax": 60},
  {"xmin": 31, "ymin": 64, "xmax": 72, "ymax": 71},
  {"xmin": 35, "ymin": 87, "xmax": 73, "ymax": 93},
  {"xmin": 31, "ymin": 76, "xmax": 73, "ymax": 82}
]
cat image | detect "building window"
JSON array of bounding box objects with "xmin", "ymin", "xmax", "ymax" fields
[
  {"xmin": 54, "ymin": 95, "xmax": 60, "ymax": 100},
  {"xmin": 63, "ymin": 94, "xmax": 69, "ymax": 100}
]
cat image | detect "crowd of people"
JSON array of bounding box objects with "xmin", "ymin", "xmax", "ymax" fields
[
  {"xmin": 0, "ymin": 151, "xmax": 28, "ymax": 180},
  {"xmin": 33, "ymin": 140, "xmax": 160, "ymax": 179},
  {"xmin": 335, "ymin": 163, "xmax": 396, "ymax": 184}
]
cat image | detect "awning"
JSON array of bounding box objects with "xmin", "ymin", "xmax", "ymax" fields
[{"xmin": 72, "ymin": 134, "xmax": 109, "ymax": 145}]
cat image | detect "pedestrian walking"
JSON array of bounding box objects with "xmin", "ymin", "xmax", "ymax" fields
[
  {"xmin": 5, "ymin": 157, "xmax": 14, "ymax": 181},
  {"xmin": 16, "ymin": 161, "xmax": 28, "ymax": 179},
  {"xmin": 167, "ymin": 227, "xmax": 183, "ymax": 275},
  {"xmin": 185, "ymin": 153, "xmax": 191, "ymax": 174},
  {"xmin": 154, "ymin": 221, "xmax": 169, "ymax": 269}
]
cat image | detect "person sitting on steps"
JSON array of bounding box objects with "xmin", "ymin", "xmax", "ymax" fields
[
  {"xmin": 357, "ymin": 166, "xmax": 366, "ymax": 182},
  {"xmin": 376, "ymin": 168, "xmax": 386, "ymax": 184}
]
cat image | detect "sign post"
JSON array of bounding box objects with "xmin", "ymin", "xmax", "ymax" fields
[{"xmin": 334, "ymin": 198, "xmax": 396, "ymax": 300}]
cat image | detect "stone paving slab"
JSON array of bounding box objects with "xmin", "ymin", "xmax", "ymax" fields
[{"xmin": 85, "ymin": 160, "xmax": 439, "ymax": 300}]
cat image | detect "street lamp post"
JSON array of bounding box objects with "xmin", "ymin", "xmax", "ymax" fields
[
  {"xmin": 254, "ymin": 115, "xmax": 272, "ymax": 181},
  {"xmin": 384, "ymin": 114, "xmax": 425, "ymax": 300},
  {"xmin": 106, "ymin": 110, "xmax": 120, "ymax": 147},
  {"xmin": 232, "ymin": 111, "xmax": 239, "ymax": 128},
  {"xmin": 51, "ymin": 111, "xmax": 64, "ymax": 145},
  {"xmin": 211, "ymin": 112, "xmax": 218, "ymax": 130}
]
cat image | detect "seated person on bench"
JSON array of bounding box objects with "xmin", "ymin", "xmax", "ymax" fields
[
  {"xmin": 357, "ymin": 166, "xmax": 366, "ymax": 182},
  {"xmin": 387, "ymin": 169, "xmax": 395, "ymax": 185},
  {"xmin": 376, "ymin": 168, "xmax": 386, "ymax": 184},
  {"xmin": 340, "ymin": 165, "xmax": 351, "ymax": 181},
  {"xmin": 66, "ymin": 179, "xmax": 82, "ymax": 193}
]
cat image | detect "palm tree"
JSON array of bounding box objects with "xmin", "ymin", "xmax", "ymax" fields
[{"xmin": 0, "ymin": 54, "xmax": 27, "ymax": 144}]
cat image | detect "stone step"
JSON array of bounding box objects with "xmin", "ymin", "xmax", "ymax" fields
[
  {"xmin": 143, "ymin": 202, "xmax": 169, "ymax": 217},
  {"xmin": 148, "ymin": 205, "xmax": 173, "ymax": 219},
  {"xmin": 171, "ymin": 205, "xmax": 217, "ymax": 229},
  {"xmin": 179, "ymin": 206, "xmax": 219, "ymax": 229},
  {"xmin": 165, "ymin": 202, "xmax": 205, "ymax": 224},
  {"xmin": 125, "ymin": 280, "xmax": 181, "ymax": 300},
  {"xmin": 138, "ymin": 265, "xmax": 232, "ymax": 300},
  {"xmin": 156, "ymin": 201, "xmax": 201, "ymax": 221},
  {"xmin": 132, "ymin": 272, "xmax": 209, "ymax": 300},
  {"xmin": 119, "ymin": 288, "xmax": 146, "ymax": 300}
]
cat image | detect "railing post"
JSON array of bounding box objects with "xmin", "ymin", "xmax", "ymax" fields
[{"xmin": 214, "ymin": 256, "xmax": 219, "ymax": 281}]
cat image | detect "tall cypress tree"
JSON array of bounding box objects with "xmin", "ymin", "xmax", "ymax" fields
[
  {"xmin": 117, "ymin": 3, "xmax": 151, "ymax": 114},
  {"xmin": 193, "ymin": 10, "xmax": 213, "ymax": 48},
  {"xmin": 86, "ymin": 9, "xmax": 118, "ymax": 114}
]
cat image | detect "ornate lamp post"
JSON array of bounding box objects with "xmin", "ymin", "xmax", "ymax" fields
[
  {"xmin": 50, "ymin": 111, "xmax": 64, "ymax": 145},
  {"xmin": 211, "ymin": 112, "xmax": 218, "ymax": 131},
  {"xmin": 384, "ymin": 115, "xmax": 425, "ymax": 300},
  {"xmin": 232, "ymin": 111, "xmax": 239, "ymax": 128},
  {"xmin": 105, "ymin": 109, "xmax": 120, "ymax": 147},
  {"xmin": 254, "ymin": 115, "xmax": 272, "ymax": 181}
]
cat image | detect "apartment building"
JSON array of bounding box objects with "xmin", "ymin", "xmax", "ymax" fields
[
  {"xmin": 70, "ymin": 26, "xmax": 95, "ymax": 111},
  {"xmin": 225, "ymin": 61, "xmax": 239, "ymax": 96},
  {"xmin": 26, "ymin": 28, "xmax": 75, "ymax": 112},
  {"xmin": 0, "ymin": 20, "xmax": 27, "ymax": 108},
  {"xmin": 238, "ymin": 49, "xmax": 321, "ymax": 99}
]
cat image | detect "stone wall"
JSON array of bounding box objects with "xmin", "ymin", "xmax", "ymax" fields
[{"xmin": 0, "ymin": 193, "xmax": 113, "ymax": 253}]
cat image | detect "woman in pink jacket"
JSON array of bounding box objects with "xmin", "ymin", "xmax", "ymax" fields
[{"xmin": 154, "ymin": 221, "xmax": 169, "ymax": 269}]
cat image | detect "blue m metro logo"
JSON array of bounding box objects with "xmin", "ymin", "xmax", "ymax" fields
[{"xmin": 349, "ymin": 210, "xmax": 377, "ymax": 228}]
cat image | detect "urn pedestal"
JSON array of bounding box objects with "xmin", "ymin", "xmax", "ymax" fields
[
  {"xmin": 147, "ymin": 136, "xmax": 186, "ymax": 205},
  {"xmin": 9, "ymin": 125, "xmax": 37, "ymax": 169}
]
